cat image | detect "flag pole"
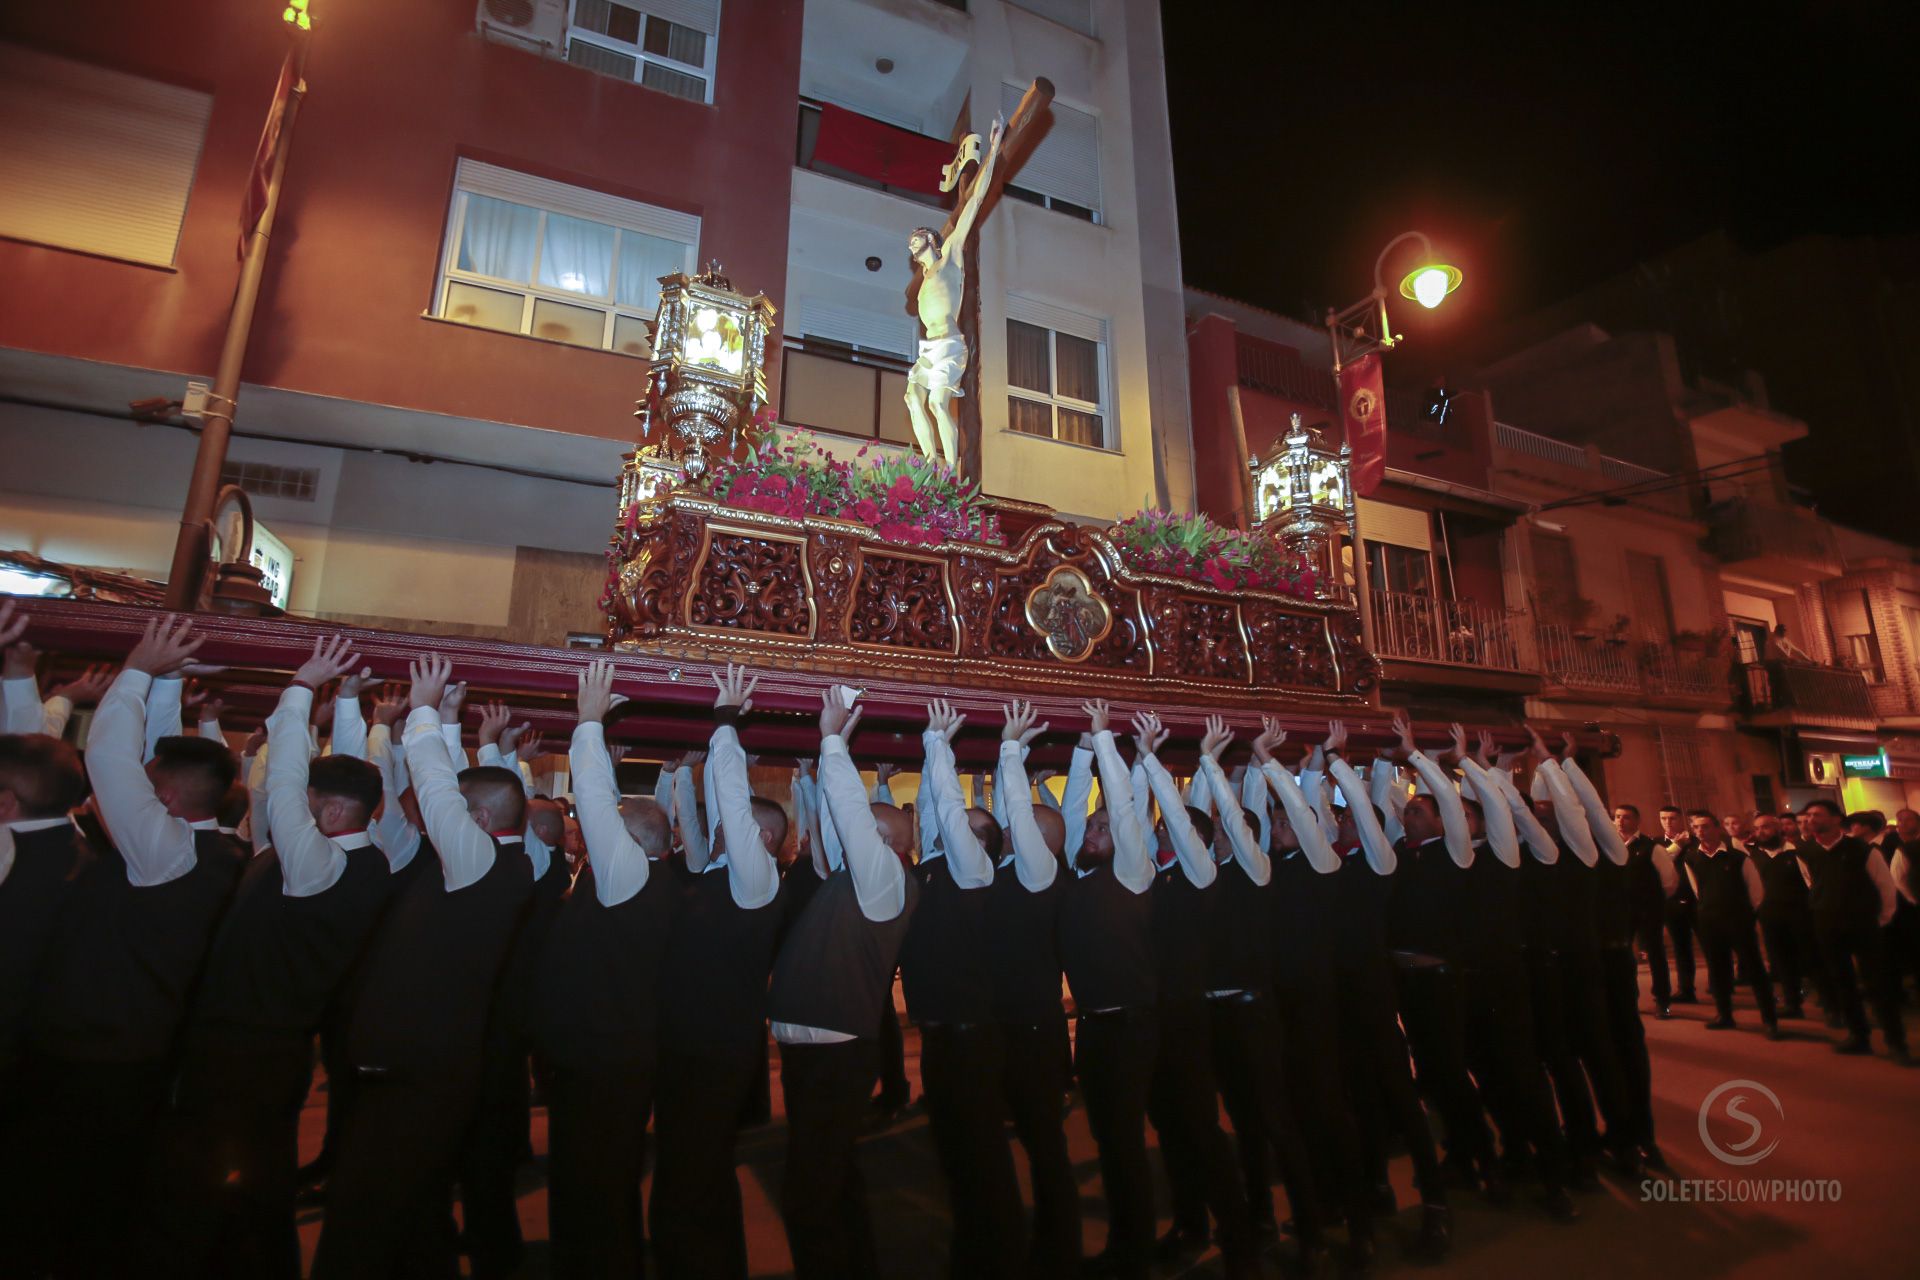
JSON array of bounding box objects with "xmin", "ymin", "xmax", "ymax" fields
[{"xmin": 163, "ymin": 33, "xmax": 309, "ymax": 610}]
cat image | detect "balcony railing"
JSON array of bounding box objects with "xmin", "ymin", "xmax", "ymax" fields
[
  {"xmin": 795, "ymin": 99, "xmax": 948, "ymax": 208},
  {"xmin": 1706, "ymin": 499, "xmax": 1842, "ymax": 574},
  {"xmin": 1536, "ymin": 623, "xmax": 1642, "ymax": 693},
  {"xmin": 1640, "ymin": 643, "xmax": 1731, "ymax": 701},
  {"xmin": 1370, "ymin": 589, "xmax": 1531, "ymax": 671},
  {"xmin": 1741, "ymin": 660, "xmax": 1875, "ymax": 721}
]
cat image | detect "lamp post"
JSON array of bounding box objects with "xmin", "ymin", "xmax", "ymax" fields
[{"xmin": 1321, "ymin": 230, "xmax": 1463, "ymax": 661}]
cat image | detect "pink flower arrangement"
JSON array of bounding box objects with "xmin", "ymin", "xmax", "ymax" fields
[{"xmin": 1109, "ymin": 509, "xmax": 1317, "ymax": 599}]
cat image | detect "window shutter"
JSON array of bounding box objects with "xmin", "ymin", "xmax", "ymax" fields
[
  {"xmin": 1357, "ymin": 499, "xmax": 1431, "ymax": 551},
  {"xmin": 1005, "ymin": 294, "xmax": 1106, "ymax": 346},
  {"xmin": 644, "ymin": 0, "xmax": 721, "ymax": 36},
  {"xmin": 453, "ymin": 158, "xmax": 700, "ymax": 246},
  {"xmin": 1007, "ymin": 0, "xmax": 1095, "ymax": 37},
  {"xmin": 0, "ymin": 44, "xmax": 212, "ymax": 267},
  {"xmin": 1000, "ymin": 83, "xmax": 1100, "ymax": 213},
  {"xmin": 793, "ymin": 294, "xmax": 914, "ymax": 358}
]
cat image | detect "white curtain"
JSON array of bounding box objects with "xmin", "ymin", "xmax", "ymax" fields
[
  {"xmin": 456, "ymin": 194, "xmax": 538, "ymax": 283},
  {"xmin": 616, "ymin": 229, "xmax": 686, "ymax": 312},
  {"xmin": 539, "ymin": 211, "xmax": 614, "ymax": 297}
]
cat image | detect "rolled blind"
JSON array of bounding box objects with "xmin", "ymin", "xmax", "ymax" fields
[
  {"xmin": 1000, "ymin": 83, "xmax": 1100, "ymax": 213},
  {"xmin": 1007, "ymin": 0, "xmax": 1095, "ymax": 37},
  {"xmin": 1005, "ymin": 294, "xmax": 1106, "ymax": 346},
  {"xmin": 794, "ymin": 294, "xmax": 915, "ymax": 358},
  {"xmin": 644, "ymin": 0, "xmax": 721, "ymax": 36},
  {"xmin": 1357, "ymin": 498, "xmax": 1431, "ymax": 550},
  {"xmin": 0, "ymin": 44, "xmax": 212, "ymax": 268}
]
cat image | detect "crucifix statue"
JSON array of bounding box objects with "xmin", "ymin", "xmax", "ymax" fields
[{"xmin": 904, "ymin": 78, "xmax": 1054, "ymax": 480}]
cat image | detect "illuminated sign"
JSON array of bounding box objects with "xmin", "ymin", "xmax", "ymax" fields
[
  {"xmin": 1842, "ymin": 751, "xmax": 1890, "ymax": 779},
  {"xmin": 249, "ymin": 521, "xmax": 294, "ymax": 610}
]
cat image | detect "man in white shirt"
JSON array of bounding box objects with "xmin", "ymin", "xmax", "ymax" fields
[
  {"xmin": 1681, "ymin": 811, "xmax": 1778, "ymax": 1037},
  {"xmin": 1797, "ymin": 799, "xmax": 1907, "ymax": 1063},
  {"xmin": 765, "ymin": 688, "xmax": 919, "ymax": 1280},
  {"xmin": 0, "ymin": 731, "xmax": 88, "ymax": 1080}
]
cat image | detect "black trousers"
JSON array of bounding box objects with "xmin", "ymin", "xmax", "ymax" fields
[
  {"xmin": 138, "ymin": 1029, "xmax": 313, "ymax": 1280},
  {"xmin": 1000, "ymin": 1013, "xmax": 1081, "ymax": 1277},
  {"xmin": 1884, "ymin": 898, "xmax": 1920, "ymax": 1000},
  {"xmin": 1524, "ymin": 947, "xmax": 1600, "ymax": 1165},
  {"xmin": 1698, "ymin": 916, "xmax": 1776, "ymax": 1024},
  {"xmin": 1817, "ymin": 922, "xmax": 1908, "ymax": 1050},
  {"xmin": 779, "ymin": 1038, "xmax": 883, "ymax": 1280},
  {"xmin": 544, "ymin": 1057, "xmax": 656, "ymax": 1280},
  {"xmin": 0, "ymin": 1052, "xmax": 171, "ymax": 1280},
  {"xmin": 1273, "ymin": 976, "xmax": 1373, "ymax": 1237},
  {"xmin": 1207, "ymin": 993, "xmax": 1323, "ymax": 1245},
  {"xmin": 1761, "ymin": 908, "xmax": 1829, "ymax": 1012},
  {"xmin": 1332, "ymin": 961, "xmax": 1447, "ymax": 1207},
  {"xmin": 458, "ymin": 1042, "xmax": 534, "ymax": 1279},
  {"xmin": 1634, "ymin": 913, "xmax": 1671, "ymax": 1009},
  {"xmin": 874, "ymin": 974, "xmax": 908, "ymax": 1105},
  {"xmin": 1460, "ymin": 959, "xmax": 1569, "ymax": 1187},
  {"xmin": 311, "ymin": 1067, "xmax": 481, "ymax": 1280},
  {"xmin": 1074, "ymin": 1008, "xmax": 1158, "ymax": 1280},
  {"xmin": 1597, "ymin": 947, "xmax": 1655, "ymax": 1150},
  {"xmin": 1148, "ymin": 999, "xmax": 1253, "ymax": 1264},
  {"xmin": 307, "ymin": 1005, "xmax": 354, "ymax": 1180},
  {"xmin": 919, "ymin": 1023, "xmax": 1024, "ymax": 1279},
  {"xmin": 1665, "ymin": 899, "xmax": 1698, "ymax": 999},
  {"xmin": 1558, "ymin": 947, "xmax": 1630, "ymax": 1155},
  {"xmin": 1395, "ymin": 964, "xmax": 1495, "ymax": 1174},
  {"xmin": 652, "ymin": 1047, "xmax": 758, "ymax": 1280}
]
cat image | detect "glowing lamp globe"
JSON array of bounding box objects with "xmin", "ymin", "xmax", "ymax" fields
[{"xmin": 1400, "ymin": 263, "xmax": 1463, "ymax": 310}]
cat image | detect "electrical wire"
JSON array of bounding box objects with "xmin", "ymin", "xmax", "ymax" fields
[{"xmin": 1533, "ymin": 452, "xmax": 1781, "ymax": 512}]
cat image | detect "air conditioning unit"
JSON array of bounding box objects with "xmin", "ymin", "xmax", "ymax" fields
[{"xmin": 475, "ymin": 0, "xmax": 567, "ymax": 55}]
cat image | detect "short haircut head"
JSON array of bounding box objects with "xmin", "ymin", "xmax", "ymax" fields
[
  {"xmin": 1846, "ymin": 810, "xmax": 1885, "ymax": 832},
  {"xmin": 457, "ymin": 765, "xmax": 527, "ymax": 832},
  {"xmin": 151, "ymin": 736, "xmax": 238, "ymax": 818},
  {"xmin": 1658, "ymin": 804, "xmax": 1683, "ymax": 816},
  {"xmin": 967, "ymin": 806, "xmax": 1004, "ymax": 860},
  {"xmin": 1032, "ymin": 805, "xmax": 1067, "ymax": 857},
  {"xmin": 751, "ymin": 796, "xmax": 790, "ymax": 853},
  {"xmin": 526, "ymin": 796, "xmax": 567, "ymax": 847},
  {"xmin": 1614, "ymin": 802, "xmax": 1641, "ymax": 818},
  {"xmin": 1686, "ymin": 808, "xmax": 1717, "ymax": 823},
  {"xmin": 0, "ymin": 734, "xmax": 87, "ymax": 819},
  {"xmin": 617, "ymin": 796, "xmax": 671, "ymax": 856},
  {"xmin": 216, "ymin": 780, "xmax": 252, "ymax": 831},
  {"xmin": 1801, "ymin": 798, "xmax": 1843, "ymax": 819},
  {"xmin": 1184, "ymin": 806, "xmax": 1215, "ymax": 851},
  {"xmin": 309, "ymin": 754, "xmax": 383, "ymax": 827}
]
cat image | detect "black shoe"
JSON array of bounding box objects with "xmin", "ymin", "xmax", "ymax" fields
[
  {"xmin": 1835, "ymin": 1035, "xmax": 1872, "ymax": 1055},
  {"xmin": 1655, "ymin": 1005, "xmax": 1671, "ymax": 1020},
  {"xmin": 1675, "ymin": 992, "xmax": 1698, "ymax": 1005},
  {"xmin": 1155, "ymin": 1223, "xmax": 1209, "ymax": 1266},
  {"xmin": 1416, "ymin": 1204, "xmax": 1451, "ymax": 1262},
  {"xmin": 1370, "ymin": 1180, "xmax": 1396, "ymax": 1215},
  {"xmin": 1763, "ymin": 1019, "xmax": 1783, "ymax": 1041},
  {"xmin": 1705, "ymin": 1015, "xmax": 1736, "ymax": 1030},
  {"xmin": 1541, "ymin": 1187, "xmax": 1579, "ymax": 1222}
]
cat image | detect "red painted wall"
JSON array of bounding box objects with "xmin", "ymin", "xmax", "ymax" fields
[{"xmin": 0, "ymin": 0, "xmax": 803, "ymax": 444}]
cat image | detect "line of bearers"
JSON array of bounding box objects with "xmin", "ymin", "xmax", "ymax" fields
[{"xmin": 0, "ymin": 599, "xmax": 1907, "ymax": 1279}]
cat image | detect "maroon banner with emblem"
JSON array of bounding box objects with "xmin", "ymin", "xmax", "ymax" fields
[{"xmin": 1340, "ymin": 353, "xmax": 1387, "ymax": 497}]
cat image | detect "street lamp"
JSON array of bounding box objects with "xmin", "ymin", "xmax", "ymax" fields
[{"xmin": 1327, "ymin": 230, "xmax": 1463, "ymax": 371}]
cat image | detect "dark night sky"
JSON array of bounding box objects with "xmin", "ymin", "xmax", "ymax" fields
[{"xmin": 1162, "ymin": 2, "xmax": 1919, "ymax": 363}]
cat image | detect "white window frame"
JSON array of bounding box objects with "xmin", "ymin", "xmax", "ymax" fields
[
  {"xmin": 431, "ymin": 159, "xmax": 700, "ymax": 358},
  {"xmin": 565, "ymin": 0, "xmax": 719, "ymax": 104},
  {"xmin": 1004, "ymin": 297, "xmax": 1112, "ymax": 451}
]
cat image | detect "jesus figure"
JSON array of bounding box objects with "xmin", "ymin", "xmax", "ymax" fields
[{"xmin": 904, "ymin": 113, "xmax": 1005, "ymax": 470}]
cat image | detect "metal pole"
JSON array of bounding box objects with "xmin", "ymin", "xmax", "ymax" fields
[
  {"xmin": 163, "ymin": 40, "xmax": 308, "ymax": 610},
  {"xmin": 1330, "ymin": 312, "xmax": 1380, "ymax": 672}
]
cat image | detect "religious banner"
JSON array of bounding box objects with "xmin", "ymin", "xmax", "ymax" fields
[
  {"xmin": 811, "ymin": 104, "xmax": 951, "ymax": 196},
  {"xmin": 238, "ymin": 48, "xmax": 299, "ymax": 259},
  {"xmin": 1340, "ymin": 353, "xmax": 1388, "ymax": 497}
]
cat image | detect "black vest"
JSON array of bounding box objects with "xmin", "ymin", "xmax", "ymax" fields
[
  {"xmin": 1387, "ymin": 838, "xmax": 1466, "ymax": 964},
  {"xmin": 1518, "ymin": 841, "xmax": 1599, "ymax": 954},
  {"xmin": 985, "ymin": 860, "xmax": 1066, "ymax": 1023},
  {"xmin": 1751, "ymin": 845, "xmax": 1809, "ymax": 920},
  {"xmin": 0, "ymin": 823, "xmax": 85, "ymax": 1059},
  {"xmin": 1331, "ymin": 846, "xmax": 1393, "ymax": 975},
  {"xmin": 31, "ymin": 825, "xmax": 247, "ymax": 1063},
  {"xmin": 1590, "ymin": 851, "xmax": 1635, "ymax": 948},
  {"xmin": 1205, "ymin": 858, "xmax": 1272, "ymax": 994},
  {"xmin": 659, "ymin": 863, "xmax": 786, "ymax": 1061},
  {"xmin": 1059, "ymin": 861, "xmax": 1155, "ymax": 1013},
  {"xmin": 1150, "ymin": 858, "xmax": 1218, "ymax": 1004},
  {"xmin": 767, "ymin": 864, "xmax": 919, "ymax": 1038},
  {"xmin": 1661, "ymin": 837, "xmax": 1699, "ymax": 904},
  {"xmin": 899, "ymin": 855, "xmax": 996, "ymax": 1024},
  {"xmin": 1461, "ymin": 849, "xmax": 1527, "ymax": 966},
  {"xmin": 1268, "ymin": 848, "xmax": 1337, "ymax": 992},
  {"xmin": 487, "ymin": 847, "xmax": 573, "ymax": 1052},
  {"xmin": 191, "ymin": 841, "xmax": 391, "ymax": 1038},
  {"xmin": 1623, "ymin": 835, "xmax": 1667, "ymax": 923},
  {"xmin": 346, "ymin": 837, "xmax": 533, "ymax": 1076},
  {"xmin": 534, "ymin": 859, "xmax": 681, "ymax": 1068},
  {"xmin": 1800, "ymin": 836, "xmax": 1881, "ymax": 931},
  {"xmin": 1683, "ymin": 845, "xmax": 1757, "ymax": 929}
]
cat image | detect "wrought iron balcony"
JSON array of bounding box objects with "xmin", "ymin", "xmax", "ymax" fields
[
  {"xmin": 1740, "ymin": 660, "xmax": 1875, "ymax": 724},
  {"xmin": 1640, "ymin": 643, "xmax": 1733, "ymax": 702},
  {"xmin": 1370, "ymin": 589, "xmax": 1531, "ymax": 671},
  {"xmin": 1535, "ymin": 623, "xmax": 1641, "ymax": 694},
  {"xmin": 1706, "ymin": 499, "xmax": 1843, "ymax": 580}
]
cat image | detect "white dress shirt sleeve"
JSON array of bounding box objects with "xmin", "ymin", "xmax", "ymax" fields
[
  {"xmin": 871, "ymin": 774, "xmax": 896, "ymax": 805},
  {"xmin": 1330, "ymin": 755, "xmax": 1399, "ymax": 874},
  {"xmin": 1036, "ymin": 775, "xmax": 1062, "ymax": 812},
  {"xmin": 796, "ymin": 769, "xmax": 834, "ymax": 877},
  {"xmin": 328, "ymin": 696, "xmax": 367, "ymax": 761},
  {"xmin": 653, "ymin": 762, "xmax": 675, "ymax": 826},
  {"xmin": 998, "ymin": 740, "xmax": 1058, "ymax": 893},
  {"xmin": 1653, "ymin": 843, "xmax": 1677, "ymax": 891},
  {"xmin": 707, "ymin": 720, "xmax": 779, "ymax": 910},
  {"xmin": 266, "ymin": 685, "xmax": 348, "ymax": 897},
  {"xmin": 1368, "ymin": 759, "xmax": 1409, "ymax": 846},
  {"xmin": 246, "ymin": 747, "xmax": 273, "ymax": 855},
  {"xmin": 438, "ymin": 719, "xmax": 466, "ymax": 768},
  {"xmin": 1560, "ymin": 758, "xmax": 1629, "ymax": 866},
  {"xmin": 1460, "ymin": 759, "xmax": 1521, "ymax": 868},
  {"xmin": 1866, "ymin": 848, "xmax": 1900, "ymax": 926},
  {"xmin": 1406, "ymin": 751, "xmax": 1473, "ymax": 869},
  {"xmin": 1491, "ymin": 765, "xmax": 1559, "ymax": 865},
  {"xmin": 1258, "ymin": 760, "xmax": 1341, "ymax": 873},
  {"xmin": 1062, "ymin": 745, "xmax": 1095, "ymax": 865},
  {"xmin": 1200, "ymin": 756, "xmax": 1268, "ymax": 885},
  {"xmin": 1893, "ymin": 850, "xmax": 1917, "ymax": 907},
  {"xmin": 1141, "ymin": 753, "xmax": 1215, "ymax": 888},
  {"xmin": 41, "ymin": 696, "xmax": 74, "ymax": 740},
  {"xmin": 923, "ymin": 733, "xmax": 993, "ymax": 889},
  {"xmin": 1300, "ymin": 768, "xmax": 1340, "ymax": 845},
  {"xmin": 403, "ymin": 706, "xmax": 498, "ymax": 892},
  {"xmin": 142, "ymin": 675, "xmax": 184, "ymax": 762},
  {"xmin": 675, "ymin": 764, "xmax": 711, "ymax": 872},
  {"xmin": 819, "ymin": 734, "xmax": 907, "ymax": 922},
  {"xmin": 1089, "ymin": 730, "xmax": 1154, "ymax": 894},
  {"xmin": 367, "ymin": 724, "xmax": 421, "ymax": 872},
  {"xmin": 1186, "ymin": 764, "xmax": 1215, "ymax": 819},
  {"xmin": 1, "ymin": 675, "xmax": 42, "ymax": 735},
  {"xmin": 913, "ymin": 765, "xmax": 940, "ymax": 863},
  {"xmin": 570, "ymin": 720, "xmax": 651, "ymax": 907},
  {"xmin": 86, "ymin": 670, "xmax": 199, "ymax": 887},
  {"xmin": 1531, "ymin": 759, "xmax": 1599, "ymax": 866},
  {"xmin": 1241, "ymin": 761, "xmax": 1272, "ymax": 855},
  {"xmin": 1130, "ymin": 759, "xmax": 1154, "ymax": 853}
]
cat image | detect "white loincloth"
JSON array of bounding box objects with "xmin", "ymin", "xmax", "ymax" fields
[{"xmin": 907, "ymin": 335, "xmax": 969, "ymax": 396}]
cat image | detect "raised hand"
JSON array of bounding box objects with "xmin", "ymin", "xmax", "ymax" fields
[
  {"xmin": 1081, "ymin": 699, "xmax": 1112, "ymax": 737},
  {"xmin": 2, "ymin": 638, "xmax": 37, "ymax": 681},
  {"xmin": 499, "ymin": 721, "xmax": 535, "ymax": 758},
  {"xmin": 796, "ymin": 758, "xmax": 815, "ymax": 780},
  {"xmin": 1003, "ymin": 699, "xmax": 1048, "ymax": 746},
  {"xmin": 1324, "ymin": 719, "xmax": 1350, "ymax": 756},
  {"xmin": 714, "ymin": 662, "xmax": 759, "ymax": 711},
  {"xmin": 1444, "ymin": 722, "xmax": 1468, "ymax": 764},
  {"xmin": 1560, "ymin": 732, "xmax": 1579, "ymax": 762},
  {"xmin": 1200, "ymin": 714, "xmax": 1233, "ymax": 761},
  {"xmin": 243, "ymin": 726, "xmax": 268, "ymax": 757},
  {"xmin": 820, "ymin": 686, "xmax": 863, "ymax": 741},
  {"xmin": 371, "ymin": 683, "xmax": 407, "ymax": 728},
  {"xmin": 338, "ymin": 663, "xmax": 374, "ymax": 701},
  {"xmin": 576, "ymin": 659, "xmax": 626, "ymax": 724},
  {"xmin": 409, "ymin": 654, "xmax": 454, "ymax": 715},
  {"xmin": 293, "ymin": 634, "xmax": 363, "ymax": 692},
  {"xmin": 477, "ymin": 701, "xmax": 513, "ymax": 747},
  {"xmin": 48, "ymin": 663, "xmax": 113, "ymax": 707},
  {"xmin": 200, "ymin": 697, "xmax": 227, "ymax": 726},
  {"xmin": 875, "ymin": 761, "xmax": 900, "ymax": 786},
  {"xmin": 0, "ymin": 599, "xmax": 26, "ymax": 650},
  {"xmin": 438, "ymin": 677, "xmax": 468, "ymax": 725},
  {"xmin": 1524, "ymin": 725, "xmax": 1551, "ymax": 762},
  {"xmin": 1475, "ymin": 729, "xmax": 1498, "ymax": 769},
  {"xmin": 125, "ymin": 614, "xmax": 205, "ymax": 678},
  {"xmin": 1390, "ymin": 711, "xmax": 1417, "ymax": 757},
  {"xmin": 1131, "ymin": 711, "xmax": 1167, "ymax": 758},
  {"xmin": 681, "ymin": 749, "xmax": 707, "ymax": 769},
  {"xmin": 310, "ymin": 694, "xmax": 335, "ymax": 732},
  {"xmin": 927, "ymin": 698, "xmax": 964, "ymax": 743},
  {"xmin": 513, "ymin": 731, "xmax": 547, "ymax": 763},
  {"xmin": 1252, "ymin": 714, "xmax": 1286, "ymax": 763}
]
